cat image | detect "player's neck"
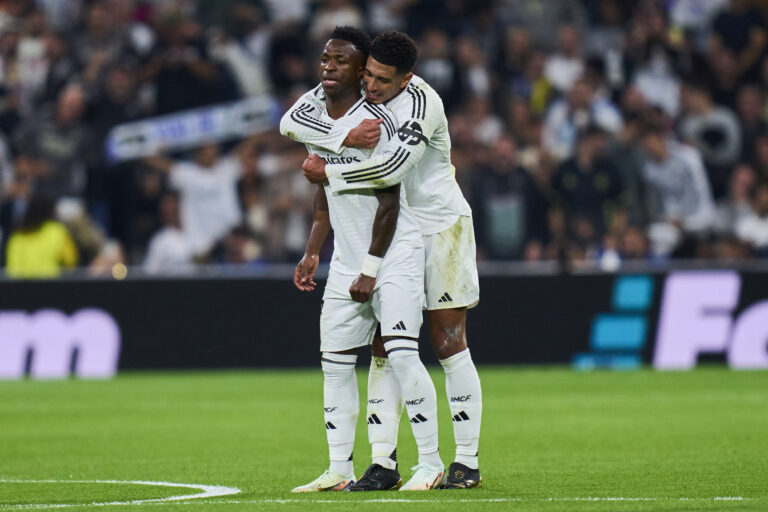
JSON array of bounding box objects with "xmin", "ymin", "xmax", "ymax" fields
[
  {"xmin": 326, "ymin": 89, "xmax": 361, "ymax": 120},
  {"xmin": 388, "ymin": 75, "xmax": 413, "ymax": 103}
]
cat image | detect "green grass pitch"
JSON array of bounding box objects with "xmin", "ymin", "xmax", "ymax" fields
[{"xmin": 1, "ymin": 367, "xmax": 767, "ymax": 511}]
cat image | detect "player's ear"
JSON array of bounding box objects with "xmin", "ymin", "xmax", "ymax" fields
[{"xmin": 399, "ymin": 72, "xmax": 413, "ymax": 91}]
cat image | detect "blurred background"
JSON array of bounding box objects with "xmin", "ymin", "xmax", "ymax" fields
[{"xmin": 1, "ymin": 0, "xmax": 768, "ymax": 374}]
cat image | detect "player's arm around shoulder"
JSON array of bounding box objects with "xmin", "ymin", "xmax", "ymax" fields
[
  {"xmin": 323, "ymin": 95, "xmax": 435, "ymax": 193},
  {"xmin": 279, "ymin": 88, "xmax": 356, "ymax": 154}
]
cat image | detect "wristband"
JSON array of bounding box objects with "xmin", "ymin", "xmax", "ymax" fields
[{"xmin": 360, "ymin": 254, "xmax": 383, "ymax": 278}]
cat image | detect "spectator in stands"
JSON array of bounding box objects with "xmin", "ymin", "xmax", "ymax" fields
[
  {"xmin": 195, "ymin": 0, "xmax": 266, "ymax": 34},
  {"xmin": 506, "ymin": 49, "xmax": 552, "ymax": 118},
  {"xmin": 754, "ymin": 131, "xmax": 768, "ymax": 181},
  {"xmin": 465, "ymin": 96, "xmax": 504, "ymax": 147},
  {"xmin": 86, "ymin": 62, "xmax": 147, "ymax": 236},
  {"xmin": 505, "ymin": 95, "xmax": 538, "ymax": 150},
  {"xmin": 144, "ymin": 140, "xmax": 248, "ymax": 258},
  {"xmin": 735, "ymin": 84, "xmax": 766, "ymax": 161},
  {"xmin": 5, "ymin": 194, "xmax": 78, "ymax": 277},
  {"xmin": 417, "ymin": 28, "xmax": 460, "ymax": 112},
  {"xmin": 36, "ymin": 29, "xmax": 77, "ymax": 108},
  {"xmin": 143, "ymin": 192, "xmax": 194, "ymax": 273},
  {"xmin": 88, "ymin": 238, "xmax": 126, "ymax": 276},
  {"xmin": 709, "ymin": 46, "xmax": 742, "ymax": 109},
  {"xmin": 679, "ymin": 80, "xmax": 742, "ymax": 198},
  {"xmin": 670, "ymin": 0, "xmax": 727, "ymax": 51},
  {"xmin": 714, "ymin": 163, "xmax": 757, "ymax": 236},
  {"xmin": 543, "ymin": 76, "xmax": 622, "ymax": 161},
  {"xmin": 736, "ymin": 183, "xmax": 768, "ymax": 256},
  {"xmin": 366, "ymin": 0, "xmax": 407, "ymax": 33},
  {"xmin": 16, "ymin": 9, "xmax": 47, "ymax": 113},
  {"xmin": 499, "ymin": 0, "xmax": 585, "ymax": 52},
  {"xmin": 640, "ymin": 123, "xmax": 716, "ymax": 257},
  {"xmin": 14, "ymin": 83, "xmax": 93, "ymax": 200},
  {"xmin": 544, "ymin": 24, "xmax": 584, "ymax": 93},
  {"xmin": 0, "ymin": 22, "xmax": 23, "ymax": 137},
  {"xmin": 498, "ymin": 27, "xmax": 531, "ymax": 85},
  {"xmin": 1, "ymin": 154, "xmax": 29, "ymax": 237},
  {"xmin": 142, "ymin": 9, "xmax": 227, "ymax": 114},
  {"xmin": 552, "ymin": 125, "xmax": 624, "ymax": 238},
  {"xmin": 609, "ymin": 110, "xmax": 647, "ymax": 225},
  {"xmin": 259, "ymin": 139, "xmax": 313, "ymax": 262},
  {"xmin": 238, "ymin": 145, "xmax": 269, "ymax": 244},
  {"xmin": 584, "ymin": 0, "xmax": 627, "ymax": 59},
  {"xmin": 268, "ymin": 26, "xmax": 311, "ymax": 93},
  {"xmin": 0, "ymin": 131, "xmax": 13, "ymax": 195},
  {"xmin": 4, "ymin": 0, "xmax": 768, "ymax": 270},
  {"xmin": 308, "ymin": 0, "xmax": 363, "ymax": 45},
  {"xmin": 626, "ymin": 4, "xmax": 684, "ymax": 118},
  {"xmin": 470, "ymin": 134, "xmax": 548, "ymax": 260},
  {"xmin": 619, "ymin": 225, "xmax": 653, "ymax": 262},
  {"xmin": 74, "ymin": 1, "xmax": 132, "ymax": 91},
  {"xmin": 710, "ymin": 0, "xmax": 768, "ymax": 80},
  {"xmin": 210, "ymin": 224, "xmax": 265, "ymax": 266},
  {"xmin": 208, "ymin": 15, "xmax": 272, "ymax": 98},
  {"xmin": 453, "ymin": 35, "xmax": 492, "ymax": 101}
]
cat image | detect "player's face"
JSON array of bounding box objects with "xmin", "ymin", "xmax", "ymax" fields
[
  {"xmin": 363, "ymin": 57, "xmax": 412, "ymax": 104},
  {"xmin": 319, "ymin": 39, "xmax": 365, "ymax": 96}
]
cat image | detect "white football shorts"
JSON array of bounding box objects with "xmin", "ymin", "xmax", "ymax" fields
[
  {"xmin": 423, "ymin": 215, "xmax": 480, "ymax": 310},
  {"xmin": 320, "ymin": 244, "xmax": 425, "ymax": 352}
]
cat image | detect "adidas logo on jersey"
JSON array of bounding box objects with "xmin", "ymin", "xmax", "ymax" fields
[
  {"xmin": 438, "ymin": 292, "xmax": 454, "ymax": 303},
  {"xmin": 392, "ymin": 321, "xmax": 406, "ymax": 331}
]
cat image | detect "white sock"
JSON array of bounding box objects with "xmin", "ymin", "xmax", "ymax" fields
[
  {"xmin": 384, "ymin": 339, "xmax": 443, "ymax": 469},
  {"xmin": 440, "ymin": 348, "xmax": 482, "ymax": 469},
  {"xmin": 367, "ymin": 357, "xmax": 402, "ymax": 470},
  {"xmin": 321, "ymin": 352, "xmax": 358, "ymax": 477}
]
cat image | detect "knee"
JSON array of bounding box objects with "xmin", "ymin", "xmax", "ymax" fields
[
  {"xmin": 371, "ymin": 334, "xmax": 387, "ymax": 358},
  {"xmin": 430, "ymin": 325, "xmax": 466, "ymax": 360}
]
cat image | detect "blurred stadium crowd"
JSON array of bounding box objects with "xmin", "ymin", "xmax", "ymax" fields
[{"xmin": 2, "ymin": 0, "xmax": 768, "ymax": 277}]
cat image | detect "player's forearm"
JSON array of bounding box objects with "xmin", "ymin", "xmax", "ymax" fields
[
  {"xmin": 326, "ymin": 143, "xmax": 426, "ymax": 193},
  {"xmin": 368, "ymin": 185, "xmax": 400, "ymax": 258},
  {"xmin": 305, "ymin": 186, "xmax": 330, "ymax": 256},
  {"xmin": 305, "ymin": 215, "xmax": 330, "ymax": 256}
]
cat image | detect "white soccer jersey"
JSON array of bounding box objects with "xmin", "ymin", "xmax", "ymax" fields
[
  {"xmin": 280, "ymin": 76, "xmax": 471, "ymax": 235},
  {"xmin": 281, "ymin": 87, "xmax": 422, "ymax": 276}
]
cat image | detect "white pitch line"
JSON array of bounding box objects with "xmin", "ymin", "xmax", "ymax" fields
[
  {"xmin": 0, "ymin": 479, "xmax": 241, "ymax": 510},
  {"xmin": 0, "ymin": 481, "xmax": 752, "ymax": 510},
  {"xmin": 159, "ymin": 496, "xmax": 750, "ymax": 505}
]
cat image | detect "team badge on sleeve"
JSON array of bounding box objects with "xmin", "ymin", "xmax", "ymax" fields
[{"xmin": 397, "ymin": 121, "xmax": 427, "ymax": 146}]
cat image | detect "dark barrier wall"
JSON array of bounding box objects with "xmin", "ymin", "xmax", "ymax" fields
[{"xmin": 1, "ymin": 270, "xmax": 767, "ymax": 374}]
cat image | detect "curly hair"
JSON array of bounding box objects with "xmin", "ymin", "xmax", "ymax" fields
[
  {"xmin": 369, "ymin": 31, "xmax": 418, "ymax": 75},
  {"xmin": 329, "ymin": 26, "xmax": 371, "ymax": 57}
]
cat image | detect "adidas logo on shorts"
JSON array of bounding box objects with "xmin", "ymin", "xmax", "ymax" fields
[
  {"xmin": 392, "ymin": 321, "xmax": 406, "ymax": 331},
  {"xmin": 437, "ymin": 292, "xmax": 453, "ymax": 303}
]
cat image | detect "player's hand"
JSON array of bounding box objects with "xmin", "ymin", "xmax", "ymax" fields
[
  {"xmin": 344, "ymin": 119, "xmax": 383, "ymax": 149},
  {"xmin": 302, "ymin": 154, "xmax": 327, "ymax": 184},
  {"xmin": 349, "ymin": 274, "xmax": 375, "ymax": 303},
  {"xmin": 293, "ymin": 254, "xmax": 319, "ymax": 291}
]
